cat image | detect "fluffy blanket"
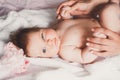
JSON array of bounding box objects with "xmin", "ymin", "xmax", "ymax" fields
[{"xmin": 0, "ymin": 8, "xmax": 120, "ymax": 80}]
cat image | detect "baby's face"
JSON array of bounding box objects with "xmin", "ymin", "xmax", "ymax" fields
[{"xmin": 27, "ymin": 29, "xmax": 60, "ymax": 58}]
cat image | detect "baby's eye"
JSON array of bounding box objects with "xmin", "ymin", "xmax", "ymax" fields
[
  {"xmin": 41, "ymin": 33, "xmax": 45, "ymax": 40},
  {"xmin": 42, "ymin": 47, "xmax": 46, "ymax": 53}
]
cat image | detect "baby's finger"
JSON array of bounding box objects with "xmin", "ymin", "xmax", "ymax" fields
[{"xmin": 57, "ymin": 4, "xmax": 65, "ymax": 14}]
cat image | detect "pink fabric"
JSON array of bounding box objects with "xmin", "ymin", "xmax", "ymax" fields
[{"xmin": 0, "ymin": 42, "xmax": 29, "ymax": 74}]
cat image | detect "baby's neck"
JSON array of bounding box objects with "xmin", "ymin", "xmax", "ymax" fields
[{"xmin": 55, "ymin": 29, "xmax": 62, "ymax": 40}]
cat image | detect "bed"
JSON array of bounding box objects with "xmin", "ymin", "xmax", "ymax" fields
[{"xmin": 0, "ymin": 0, "xmax": 120, "ymax": 80}]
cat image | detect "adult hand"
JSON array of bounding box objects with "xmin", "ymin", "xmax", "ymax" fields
[
  {"xmin": 56, "ymin": 0, "xmax": 93, "ymax": 19},
  {"xmin": 69, "ymin": 2, "xmax": 92, "ymax": 16},
  {"xmin": 57, "ymin": 0, "xmax": 109, "ymax": 19},
  {"xmin": 86, "ymin": 27, "xmax": 120, "ymax": 57}
]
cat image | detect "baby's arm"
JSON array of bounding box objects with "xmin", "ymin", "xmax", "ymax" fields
[{"xmin": 59, "ymin": 45, "xmax": 97, "ymax": 64}]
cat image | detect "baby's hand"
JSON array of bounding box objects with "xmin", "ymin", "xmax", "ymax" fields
[
  {"xmin": 57, "ymin": 0, "xmax": 77, "ymax": 15},
  {"xmin": 57, "ymin": 0, "xmax": 76, "ymax": 19},
  {"xmin": 59, "ymin": 6, "xmax": 73, "ymax": 19},
  {"xmin": 57, "ymin": 1, "xmax": 90, "ymax": 19}
]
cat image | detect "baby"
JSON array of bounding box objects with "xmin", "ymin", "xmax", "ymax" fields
[
  {"xmin": 10, "ymin": 18, "xmax": 100, "ymax": 64},
  {"xmin": 10, "ymin": 0, "xmax": 119, "ymax": 64}
]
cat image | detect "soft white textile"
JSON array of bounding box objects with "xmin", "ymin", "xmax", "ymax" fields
[{"xmin": 1, "ymin": 56, "xmax": 120, "ymax": 80}]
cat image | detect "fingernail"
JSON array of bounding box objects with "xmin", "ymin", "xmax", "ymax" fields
[
  {"xmin": 86, "ymin": 38, "xmax": 90, "ymax": 41},
  {"xmin": 91, "ymin": 28, "xmax": 95, "ymax": 31},
  {"xmin": 86, "ymin": 43, "xmax": 90, "ymax": 46}
]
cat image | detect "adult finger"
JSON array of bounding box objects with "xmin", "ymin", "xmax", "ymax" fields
[
  {"xmin": 70, "ymin": 10, "xmax": 84, "ymax": 15},
  {"xmin": 92, "ymin": 27, "xmax": 119, "ymax": 40},
  {"xmin": 57, "ymin": 2, "xmax": 67, "ymax": 14},
  {"xmin": 87, "ymin": 37, "xmax": 112, "ymax": 46},
  {"xmin": 70, "ymin": 3, "xmax": 89, "ymax": 15},
  {"xmin": 92, "ymin": 51, "xmax": 112, "ymax": 57},
  {"xmin": 86, "ymin": 42, "xmax": 107, "ymax": 51}
]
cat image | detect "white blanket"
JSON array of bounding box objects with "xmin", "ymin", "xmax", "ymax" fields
[{"xmin": 0, "ymin": 8, "xmax": 120, "ymax": 80}]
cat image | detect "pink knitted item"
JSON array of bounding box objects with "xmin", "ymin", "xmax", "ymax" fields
[{"xmin": 0, "ymin": 42, "xmax": 29, "ymax": 74}]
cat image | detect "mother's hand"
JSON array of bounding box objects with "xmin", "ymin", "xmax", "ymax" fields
[{"xmin": 86, "ymin": 27, "xmax": 120, "ymax": 57}]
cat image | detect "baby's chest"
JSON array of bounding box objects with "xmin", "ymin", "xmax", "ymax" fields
[{"xmin": 61, "ymin": 26, "xmax": 91, "ymax": 48}]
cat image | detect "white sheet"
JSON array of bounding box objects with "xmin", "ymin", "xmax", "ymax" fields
[
  {"xmin": 0, "ymin": 8, "xmax": 120, "ymax": 80},
  {"xmin": 2, "ymin": 56, "xmax": 120, "ymax": 80}
]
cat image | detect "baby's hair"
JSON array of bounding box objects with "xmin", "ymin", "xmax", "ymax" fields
[{"xmin": 10, "ymin": 27, "xmax": 43, "ymax": 56}]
